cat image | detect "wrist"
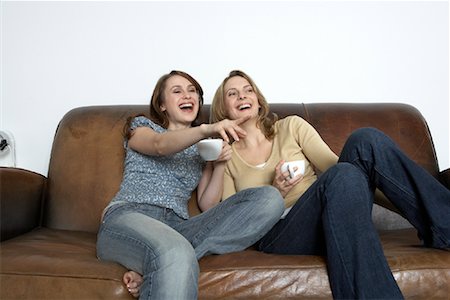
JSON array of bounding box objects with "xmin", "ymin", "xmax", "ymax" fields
[
  {"xmin": 199, "ymin": 124, "xmax": 211, "ymax": 138},
  {"xmin": 213, "ymin": 161, "xmax": 226, "ymax": 169}
]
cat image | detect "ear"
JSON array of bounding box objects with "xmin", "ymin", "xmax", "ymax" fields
[{"xmin": 160, "ymin": 104, "xmax": 166, "ymax": 112}]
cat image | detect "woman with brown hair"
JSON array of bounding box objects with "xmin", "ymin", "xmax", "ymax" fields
[{"xmin": 96, "ymin": 70, "xmax": 285, "ymax": 299}]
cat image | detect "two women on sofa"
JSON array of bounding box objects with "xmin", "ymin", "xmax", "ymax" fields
[{"xmin": 97, "ymin": 70, "xmax": 450, "ymax": 299}]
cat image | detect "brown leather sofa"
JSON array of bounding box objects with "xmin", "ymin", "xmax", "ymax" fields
[{"xmin": 1, "ymin": 103, "xmax": 449, "ymax": 299}]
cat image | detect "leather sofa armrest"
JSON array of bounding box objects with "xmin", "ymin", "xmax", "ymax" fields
[
  {"xmin": 0, "ymin": 167, "xmax": 46, "ymax": 241},
  {"xmin": 439, "ymin": 168, "xmax": 450, "ymax": 189}
]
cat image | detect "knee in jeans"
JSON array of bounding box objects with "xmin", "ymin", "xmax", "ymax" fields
[
  {"xmin": 327, "ymin": 163, "xmax": 367, "ymax": 188},
  {"xmin": 326, "ymin": 163, "xmax": 373, "ymax": 204},
  {"xmin": 147, "ymin": 234, "xmax": 196, "ymax": 268},
  {"xmin": 348, "ymin": 127, "xmax": 387, "ymax": 146},
  {"xmin": 166, "ymin": 238, "xmax": 195, "ymax": 260},
  {"xmin": 253, "ymin": 186, "xmax": 285, "ymax": 218}
]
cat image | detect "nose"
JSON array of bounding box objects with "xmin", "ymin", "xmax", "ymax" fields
[{"xmin": 183, "ymin": 91, "xmax": 191, "ymax": 99}]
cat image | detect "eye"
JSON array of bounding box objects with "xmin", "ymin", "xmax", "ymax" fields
[
  {"xmin": 245, "ymin": 87, "xmax": 254, "ymax": 94},
  {"xmin": 227, "ymin": 91, "xmax": 237, "ymax": 97}
]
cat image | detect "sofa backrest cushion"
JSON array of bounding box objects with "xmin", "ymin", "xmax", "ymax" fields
[{"xmin": 44, "ymin": 103, "xmax": 439, "ymax": 232}]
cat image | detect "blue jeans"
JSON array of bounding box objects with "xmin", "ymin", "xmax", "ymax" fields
[
  {"xmin": 97, "ymin": 186, "xmax": 284, "ymax": 300},
  {"xmin": 258, "ymin": 128, "xmax": 450, "ymax": 299}
]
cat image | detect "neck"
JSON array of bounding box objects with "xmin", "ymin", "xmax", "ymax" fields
[
  {"xmin": 236, "ymin": 119, "xmax": 267, "ymax": 147},
  {"xmin": 167, "ymin": 122, "xmax": 191, "ymax": 131}
]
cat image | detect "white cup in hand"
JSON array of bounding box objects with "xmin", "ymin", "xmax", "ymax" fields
[
  {"xmin": 281, "ymin": 160, "xmax": 305, "ymax": 179},
  {"xmin": 197, "ymin": 139, "xmax": 223, "ymax": 161}
]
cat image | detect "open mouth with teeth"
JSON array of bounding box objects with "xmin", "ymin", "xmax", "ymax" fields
[
  {"xmin": 238, "ymin": 103, "xmax": 252, "ymax": 111},
  {"xmin": 179, "ymin": 102, "xmax": 195, "ymax": 112}
]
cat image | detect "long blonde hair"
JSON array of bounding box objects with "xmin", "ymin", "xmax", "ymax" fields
[{"xmin": 211, "ymin": 70, "xmax": 277, "ymax": 140}]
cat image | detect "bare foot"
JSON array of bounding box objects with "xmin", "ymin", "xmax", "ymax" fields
[{"xmin": 123, "ymin": 270, "xmax": 143, "ymax": 298}]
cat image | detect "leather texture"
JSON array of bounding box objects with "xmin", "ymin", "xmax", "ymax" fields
[
  {"xmin": 0, "ymin": 168, "xmax": 45, "ymax": 241},
  {"xmin": 1, "ymin": 103, "xmax": 449, "ymax": 299}
]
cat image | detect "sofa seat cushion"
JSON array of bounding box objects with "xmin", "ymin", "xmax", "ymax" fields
[
  {"xmin": 1, "ymin": 228, "xmax": 449, "ymax": 299},
  {"xmin": 198, "ymin": 229, "xmax": 450, "ymax": 299},
  {"xmin": 0, "ymin": 228, "xmax": 131, "ymax": 300}
]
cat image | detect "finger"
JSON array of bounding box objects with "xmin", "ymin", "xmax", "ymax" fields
[
  {"xmin": 277, "ymin": 173, "xmax": 284, "ymax": 182},
  {"xmin": 218, "ymin": 129, "xmax": 230, "ymax": 143},
  {"xmin": 286, "ymin": 175, "xmax": 302, "ymax": 186},
  {"xmin": 227, "ymin": 128, "xmax": 240, "ymax": 141},
  {"xmin": 233, "ymin": 126, "xmax": 247, "ymax": 138},
  {"xmin": 223, "ymin": 149, "xmax": 232, "ymax": 156},
  {"xmin": 275, "ymin": 160, "xmax": 285, "ymax": 172},
  {"xmin": 222, "ymin": 143, "xmax": 231, "ymax": 150},
  {"xmin": 222, "ymin": 150, "xmax": 232, "ymax": 158},
  {"xmin": 219, "ymin": 149, "xmax": 232, "ymax": 160},
  {"xmin": 291, "ymin": 175, "xmax": 303, "ymax": 184},
  {"xmin": 222, "ymin": 153, "xmax": 232, "ymax": 161},
  {"xmin": 275, "ymin": 168, "xmax": 284, "ymax": 182}
]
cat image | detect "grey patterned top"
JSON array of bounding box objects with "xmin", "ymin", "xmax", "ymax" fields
[{"xmin": 109, "ymin": 116, "xmax": 204, "ymax": 219}]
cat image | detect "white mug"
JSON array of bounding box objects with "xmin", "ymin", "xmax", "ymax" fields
[
  {"xmin": 197, "ymin": 139, "xmax": 223, "ymax": 161},
  {"xmin": 281, "ymin": 160, "xmax": 305, "ymax": 179}
]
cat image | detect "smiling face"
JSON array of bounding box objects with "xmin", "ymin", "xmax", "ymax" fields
[
  {"xmin": 211, "ymin": 70, "xmax": 276, "ymax": 140},
  {"xmin": 223, "ymin": 75, "xmax": 261, "ymax": 121},
  {"xmin": 160, "ymin": 74, "xmax": 200, "ymax": 129}
]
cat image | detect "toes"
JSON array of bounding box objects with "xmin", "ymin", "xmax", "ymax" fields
[
  {"xmin": 127, "ymin": 282, "xmax": 137, "ymax": 289},
  {"xmin": 128, "ymin": 288, "xmax": 139, "ymax": 298}
]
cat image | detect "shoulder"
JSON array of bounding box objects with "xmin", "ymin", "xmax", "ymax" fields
[
  {"xmin": 130, "ymin": 116, "xmax": 164, "ymax": 132},
  {"xmin": 274, "ymin": 116, "xmax": 318, "ymax": 141},
  {"xmin": 275, "ymin": 115, "xmax": 309, "ymax": 130}
]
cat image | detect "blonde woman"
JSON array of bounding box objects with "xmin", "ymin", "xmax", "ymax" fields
[{"xmin": 210, "ymin": 70, "xmax": 450, "ymax": 299}]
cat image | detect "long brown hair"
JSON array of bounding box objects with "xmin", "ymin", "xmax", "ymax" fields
[
  {"xmin": 124, "ymin": 70, "xmax": 204, "ymax": 139},
  {"xmin": 211, "ymin": 70, "xmax": 277, "ymax": 140}
]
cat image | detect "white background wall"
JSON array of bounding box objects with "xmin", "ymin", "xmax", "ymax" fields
[{"xmin": 1, "ymin": 0, "xmax": 449, "ymax": 176}]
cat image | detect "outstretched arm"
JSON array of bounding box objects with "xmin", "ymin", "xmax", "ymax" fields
[{"xmin": 129, "ymin": 116, "xmax": 250, "ymax": 156}]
